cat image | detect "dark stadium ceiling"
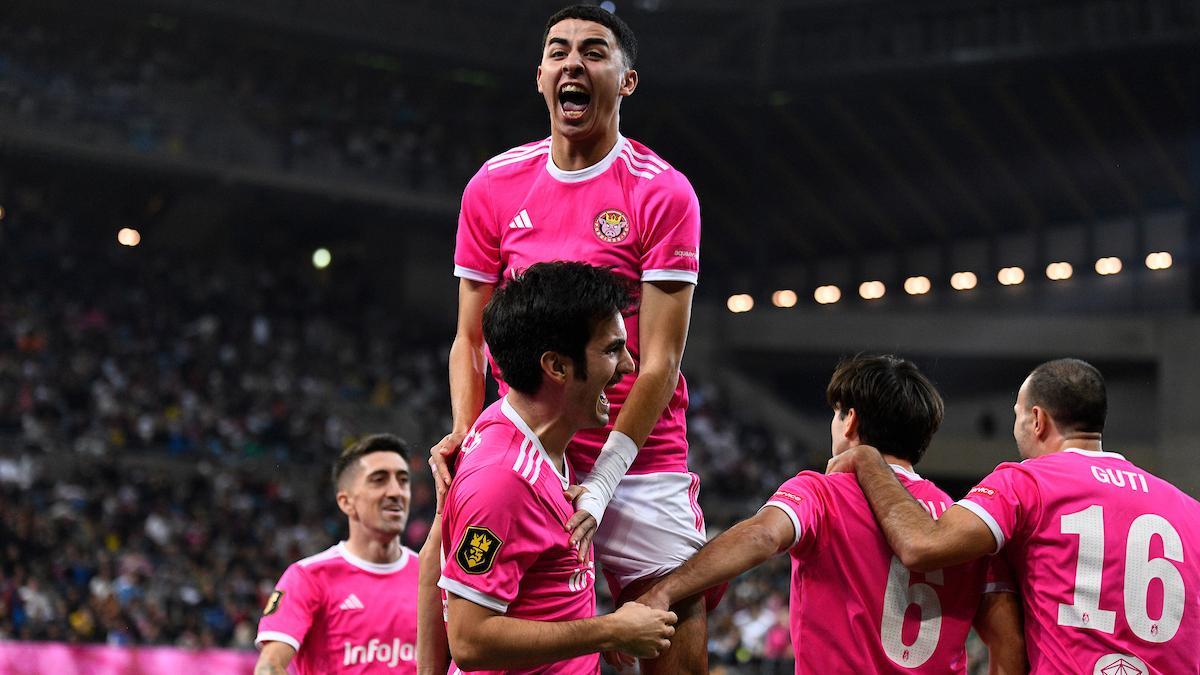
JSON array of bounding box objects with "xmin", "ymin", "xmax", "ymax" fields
[{"xmin": 5, "ymin": 0, "xmax": 1199, "ymax": 288}]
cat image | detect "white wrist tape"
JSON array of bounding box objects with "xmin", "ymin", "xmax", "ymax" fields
[{"xmin": 576, "ymin": 431, "xmax": 638, "ymax": 526}]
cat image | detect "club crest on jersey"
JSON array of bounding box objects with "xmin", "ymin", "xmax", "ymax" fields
[
  {"xmin": 456, "ymin": 526, "xmax": 502, "ymax": 574},
  {"xmin": 263, "ymin": 590, "xmax": 284, "ymax": 616},
  {"xmin": 593, "ymin": 209, "xmax": 630, "ymax": 243}
]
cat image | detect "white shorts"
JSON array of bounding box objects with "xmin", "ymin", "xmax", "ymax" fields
[{"xmin": 587, "ymin": 471, "xmax": 708, "ymax": 597}]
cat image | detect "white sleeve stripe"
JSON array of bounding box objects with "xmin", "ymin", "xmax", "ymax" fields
[
  {"xmin": 954, "ymin": 500, "xmax": 1005, "ymax": 554},
  {"xmin": 454, "ymin": 265, "xmax": 499, "ymax": 283},
  {"xmin": 761, "ymin": 501, "xmax": 802, "ymax": 549},
  {"xmin": 642, "ymin": 269, "xmax": 698, "ymax": 284},
  {"xmin": 984, "ymin": 581, "xmax": 1016, "ymax": 594},
  {"xmin": 255, "ymin": 631, "xmax": 301, "ymax": 651},
  {"xmin": 438, "ymin": 576, "xmax": 509, "ymax": 614}
]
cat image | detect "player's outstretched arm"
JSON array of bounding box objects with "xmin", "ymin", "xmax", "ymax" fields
[
  {"xmin": 973, "ymin": 591, "xmax": 1028, "ymax": 675},
  {"xmin": 430, "ymin": 279, "xmax": 495, "ymax": 512},
  {"xmin": 254, "ymin": 641, "xmax": 295, "ymax": 675},
  {"xmin": 572, "ymin": 280, "xmax": 693, "ymax": 534},
  {"xmin": 416, "ymin": 515, "xmax": 450, "ymax": 675},
  {"xmin": 827, "ymin": 445, "xmax": 995, "ymax": 571},
  {"xmin": 638, "ymin": 506, "xmax": 794, "ymax": 612},
  {"xmin": 445, "ymin": 595, "xmax": 677, "ymax": 670}
]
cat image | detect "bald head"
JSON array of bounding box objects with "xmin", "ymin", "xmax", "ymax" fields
[{"xmin": 1023, "ymin": 358, "xmax": 1107, "ymax": 434}]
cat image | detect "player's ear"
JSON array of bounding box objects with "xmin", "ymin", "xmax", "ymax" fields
[
  {"xmin": 1031, "ymin": 406, "xmax": 1050, "ymax": 439},
  {"xmin": 540, "ymin": 351, "xmax": 569, "ymax": 385},
  {"xmin": 619, "ymin": 68, "xmax": 638, "ymax": 97},
  {"xmin": 536, "ymin": 66, "xmax": 544, "ymax": 94},
  {"xmin": 336, "ymin": 489, "xmax": 354, "ymax": 518},
  {"xmin": 842, "ymin": 407, "xmax": 859, "ymax": 440}
]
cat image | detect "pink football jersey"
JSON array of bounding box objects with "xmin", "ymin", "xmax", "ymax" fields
[
  {"xmin": 439, "ymin": 398, "xmax": 598, "ymax": 675},
  {"xmin": 958, "ymin": 448, "xmax": 1200, "ymax": 674},
  {"xmin": 765, "ymin": 467, "xmax": 991, "ymax": 674},
  {"xmin": 256, "ymin": 543, "xmax": 419, "ymax": 674},
  {"xmin": 454, "ymin": 136, "xmax": 701, "ymax": 476}
]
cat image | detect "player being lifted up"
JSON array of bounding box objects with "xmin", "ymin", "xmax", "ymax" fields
[
  {"xmin": 256, "ymin": 434, "xmax": 419, "ymax": 675},
  {"xmin": 438, "ymin": 262, "xmax": 677, "ymax": 673},
  {"xmin": 639, "ymin": 355, "xmax": 1027, "ymax": 674},
  {"xmin": 421, "ymin": 5, "xmax": 710, "ymax": 673},
  {"xmin": 829, "ymin": 358, "xmax": 1200, "ymax": 673}
]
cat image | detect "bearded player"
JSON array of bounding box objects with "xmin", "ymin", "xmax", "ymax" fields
[
  {"xmin": 256, "ymin": 434, "xmax": 419, "ymax": 674},
  {"xmin": 830, "ymin": 358, "xmax": 1200, "ymax": 673},
  {"xmin": 420, "ymin": 5, "xmax": 710, "ymax": 674}
]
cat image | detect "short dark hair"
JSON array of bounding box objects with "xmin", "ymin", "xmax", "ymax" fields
[
  {"xmin": 483, "ymin": 262, "xmax": 635, "ymax": 395},
  {"xmin": 332, "ymin": 433, "xmax": 410, "ymax": 488},
  {"xmin": 543, "ymin": 5, "xmax": 638, "ymax": 67},
  {"xmin": 1025, "ymin": 358, "xmax": 1107, "ymax": 434},
  {"xmin": 826, "ymin": 354, "xmax": 945, "ymax": 465}
]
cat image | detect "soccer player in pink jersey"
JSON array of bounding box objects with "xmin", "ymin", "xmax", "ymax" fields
[
  {"xmin": 421, "ymin": 5, "xmax": 710, "ymax": 674},
  {"xmin": 637, "ymin": 355, "xmax": 1026, "ymax": 674},
  {"xmin": 438, "ymin": 262, "xmax": 678, "ymax": 674},
  {"xmin": 255, "ymin": 434, "xmax": 419, "ymax": 674},
  {"xmin": 830, "ymin": 358, "xmax": 1200, "ymax": 674}
]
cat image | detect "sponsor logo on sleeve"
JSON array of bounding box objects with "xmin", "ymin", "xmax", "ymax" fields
[
  {"xmin": 593, "ymin": 209, "xmax": 630, "ymax": 243},
  {"xmin": 772, "ymin": 490, "xmax": 804, "ymax": 504},
  {"xmin": 262, "ymin": 590, "xmax": 284, "ymax": 616},
  {"xmin": 456, "ymin": 526, "xmax": 503, "ymax": 575},
  {"xmin": 968, "ymin": 486, "xmax": 997, "ymax": 499}
]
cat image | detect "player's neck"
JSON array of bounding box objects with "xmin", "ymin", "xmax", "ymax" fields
[
  {"xmin": 1050, "ymin": 433, "xmax": 1103, "ymax": 455},
  {"xmin": 881, "ymin": 455, "xmax": 914, "ymax": 473},
  {"xmin": 549, "ymin": 127, "xmax": 621, "ymax": 172},
  {"xmin": 344, "ymin": 531, "xmax": 403, "ymax": 565}
]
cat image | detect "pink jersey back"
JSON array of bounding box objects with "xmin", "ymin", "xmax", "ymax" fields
[
  {"xmin": 256, "ymin": 543, "xmax": 418, "ymax": 674},
  {"xmin": 958, "ymin": 448, "xmax": 1200, "ymax": 674},
  {"xmin": 439, "ymin": 398, "xmax": 598, "ymax": 675},
  {"xmin": 454, "ymin": 136, "xmax": 701, "ymax": 475},
  {"xmin": 765, "ymin": 467, "xmax": 990, "ymax": 674}
]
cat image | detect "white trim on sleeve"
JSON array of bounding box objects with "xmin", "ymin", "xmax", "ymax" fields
[
  {"xmin": 454, "ymin": 265, "xmax": 499, "ymax": 284},
  {"xmin": 255, "ymin": 630, "xmax": 301, "ymax": 652},
  {"xmin": 760, "ymin": 501, "xmax": 802, "ymax": 549},
  {"xmin": 954, "ymin": 500, "xmax": 1005, "ymax": 554},
  {"xmin": 642, "ymin": 269, "xmax": 698, "ymax": 284},
  {"xmin": 438, "ymin": 576, "xmax": 509, "ymax": 614},
  {"xmin": 984, "ymin": 581, "xmax": 1016, "ymax": 594}
]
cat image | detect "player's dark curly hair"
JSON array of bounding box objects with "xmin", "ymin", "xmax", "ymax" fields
[
  {"xmin": 1025, "ymin": 358, "xmax": 1107, "ymax": 434},
  {"xmin": 332, "ymin": 433, "xmax": 410, "ymax": 488},
  {"xmin": 826, "ymin": 354, "xmax": 944, "ymax": 465},
  {"xmin": 544, "ymin": 5, "xmax": 638, "ymax": 67},
  {"xmin": 484, "ymin": 262, "xmax": 635, "ymax": 395}
]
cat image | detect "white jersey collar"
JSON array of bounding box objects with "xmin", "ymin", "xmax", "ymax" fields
[
  {"xmin": 501, "ymin": 397, "xmax": 571, "ymax": 488},
  {"xmin": 890, "ymin": 464, "xmax": 922, "ymax": 481},
  {"xmin": 1062, "ymin": 447, "xmax": 1126, "ymax": 460},
  {"xmin": 545, "ymin": 134, "xmax": 627, "ymax": 184},
  {"xmin": 336, "ymin": 542, "xmax": 411, "ymax": 574}
]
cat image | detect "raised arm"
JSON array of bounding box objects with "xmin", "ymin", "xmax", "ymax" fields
[
  {"xmin": 638, "ymin": 506, "xmax": 794, "ymax": 611},
  {"xmin": 254, "ymin": 641, "xmax": 295, "ymax": 675},
  {"xmin": 827, "ymin": 446, "xmax": 996, "ymax": 571},
  {"xmin": 416, "ymin": 515, "xmax": 449, "ymax": 675},
  {"xmin": 446, "ymin": 595, "xmax": 676, "ymax": 671},
  {"xmin": 571, "ymin": 280, "xmax": 693, "ymax": 543}
]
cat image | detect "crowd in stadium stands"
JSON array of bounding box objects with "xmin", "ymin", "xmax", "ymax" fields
[
  {"xmin": 0, "ymin": 16, "xmax": 523, "ymax": 194},
  {"xmin": 0, "ymin": 185, "xmax": 823, "ymax": 671}
]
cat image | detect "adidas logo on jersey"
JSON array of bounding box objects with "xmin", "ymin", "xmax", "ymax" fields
[
  {"xmin": 339, "ymin": 593, "xmax": 365, "ymax": 611},
  {"xmin": 508, "ymin": 209, "xmax": 533, "ymax": 229}
]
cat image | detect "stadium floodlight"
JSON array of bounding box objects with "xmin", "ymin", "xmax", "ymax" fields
[
  {"xmin": 726, "ymin": 294, "xmax": 753, "ymax": 313},
  {"xmin": 117, "ymin": 228, "xmax": 141, "ymax": 247},
  {"xmin": 997, "ymin": 266, "xmax": 1025, "ymax": 286},
  {"xmin": 950, "ymin": 271, "xmax": 977, "ymax": 291},
  {"xmin": 1046, "ymin": 262, "xmax": 1073, "ymax": 281},
  {"xmin": 312, "ymin": 248, "xmax": 332, "ymax": 269},
  {"xmin": 814, "ymin": 285, "xmax": 841, "ymax": 305},
  {"xmin": 1145, "ymin": 252, "xmax": 1173, "ymax": 270},
  {"xmin": 1095, "ymin": 257, "xmax": 1122, "ymax": 276},
  {"xmin": 903, "ymin": 276, "xmax": 931, "ymax": 295},
  {"xmin": 858, "ymin": 281, "xmax": 885, "ymax": 300},
  {"xmin": 771, "ymin": 290, "xmax": 798, "ymax": 308}
]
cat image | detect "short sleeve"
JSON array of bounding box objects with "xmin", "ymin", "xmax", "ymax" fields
[
  {"xmin": 759, "ymin": 471, "xmax": 827, "ymax": 552},
  {"xmin": 439, "ymin": 471, "xmax": 553, "ymax": 614},
  {"xmin": 639, "ymin": 171, "xmax": 701, "ymax": 285},
  {"xmin": 453, "ymin": 165, "xmax": 501, "ymax": 283},
  {"xmin": 955, "ymin": 462, "xmax": 1034, "ymax": 555},
  {"xmin": 256, "ymin": 564, "xmax": 319, "ymax": 651}
]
